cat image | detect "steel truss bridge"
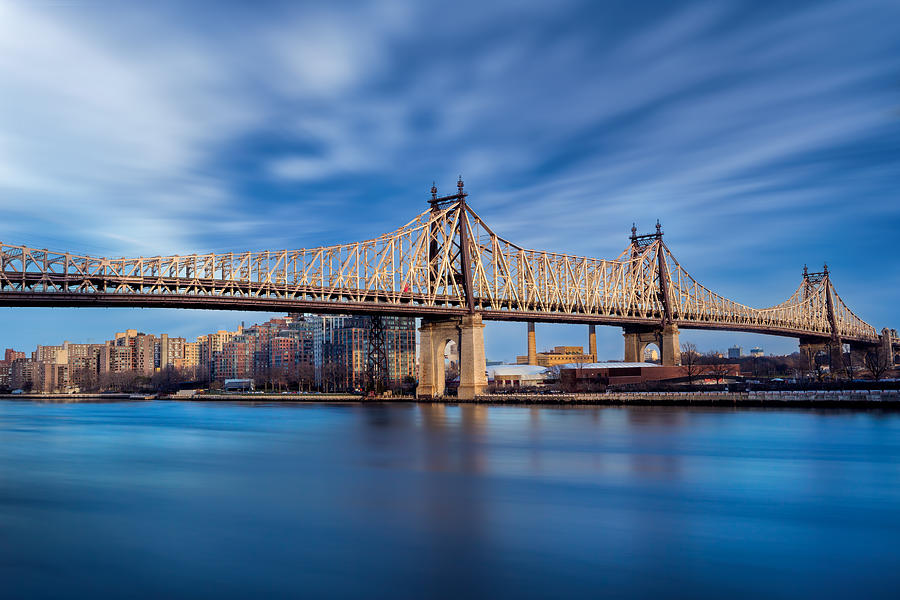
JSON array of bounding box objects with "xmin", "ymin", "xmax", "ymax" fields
[{"xmin": 0, "ymin": 180, "xmax": 880, "ymax": 345}]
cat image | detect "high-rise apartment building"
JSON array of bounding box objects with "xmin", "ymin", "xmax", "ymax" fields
[
  {"xmin": 10, "ymin": 358, "xmax": 35, "ymax": 390},
  {"xmin": 204, "ymin": 328, "xmax": 241, "ymax": 379},
  {"xmin": 4, "ymin": 349, "xmax": 25, "ymax": 363},
  {"xmin": 182, "ymin": 342, "xmax": 201, "ymax": 370},
  {"xmin": 159, "ymin": 334, "xmax": 186, "ymax": 369},
  {"xmin": 322, "ymin": 316, "xmax": 416, "ymax": 390},
  {"xmin": 0, "ymin": 362, "xmax": 10, "ymax": 390},
  {"xmin": 30, "ymin": 342, "xmax": 103, "ymax": 392},
  {"xmin": 10, "ymin": 313, "xmax": 416, "ymax": 393},
  {"xmin": 0, "ymin": 349, "xmax": 25, "ymax": 389}
]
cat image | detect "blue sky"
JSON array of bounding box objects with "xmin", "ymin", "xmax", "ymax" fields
[{"xmin": 0, "ymin": 0, "xmax": 898, "ymax": 361}]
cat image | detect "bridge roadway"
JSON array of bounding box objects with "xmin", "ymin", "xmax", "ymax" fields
[{"xmin": 1, "ymin": 181, "xmax": 894, "ymax": 397}]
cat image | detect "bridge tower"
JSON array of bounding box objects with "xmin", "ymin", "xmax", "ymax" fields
[
  {"xmin": 883, "ymin": 328, "xmax": 897, "ymax": 367},
  {"xmin": 365, "ymin": 315, "xmax": 389, "ymax": 394},
  {"xmin": 417, "ymin": 178, "xmax": 487, "ymax": 399},
  {"xmin": 622, "ymin": 222, "xmax": 680, "ymax": 365},
  {"xmin": 798, "ymin": 265, "xmax": 845, "ymax": 376}
]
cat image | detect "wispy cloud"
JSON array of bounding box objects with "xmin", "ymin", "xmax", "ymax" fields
[{"xmin": 0, "ymin": 0, "xmax": 897, "ymax": 358}]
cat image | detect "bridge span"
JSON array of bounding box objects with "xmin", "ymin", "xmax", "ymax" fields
[{"xmin": 1, "ymin": 179, "xmax": 894, "ymax": 397}]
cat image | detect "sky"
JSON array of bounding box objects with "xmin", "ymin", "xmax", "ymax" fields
[{"xmin": 0, "ymin": 0, "xmax": 898, "ymax": 362}]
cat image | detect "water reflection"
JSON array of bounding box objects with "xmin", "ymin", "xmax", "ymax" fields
[{"xmin": 1, "ymin": 400, "xmax": 899, "ymax": 599}]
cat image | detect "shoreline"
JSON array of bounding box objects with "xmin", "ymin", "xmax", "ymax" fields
[{"xmin": 2, "ymin": 390, "xmax": 899, "ymax": 409}]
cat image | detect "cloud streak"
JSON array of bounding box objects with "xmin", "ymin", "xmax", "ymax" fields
[{"xmin": 0, "ymin": 0, "xmax": 897, "ymax": 359}]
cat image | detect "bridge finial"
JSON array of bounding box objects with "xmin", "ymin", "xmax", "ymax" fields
[
  {"xmin": 803, "ymin": 264, "xmax": 808, "ymax": 279},
  {"xmin": 655, "ymin": 220, "xmax": 662, "ymax": 236},
  {"xmin": 823, "ymin": 263, "xmax": 829, "ymax": 276},
  {"xmin": 431, "ymin": 181, "xmax": 437, "ymax": 201},
  {"xmin": 630, "ymin": 223, "xmax": 637, "ymax": 241},
  {"xmin": 457, "ymin": 175, "xmax": 465, "ymax": 195}
]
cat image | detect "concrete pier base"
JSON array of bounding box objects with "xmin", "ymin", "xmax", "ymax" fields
[
  {"xmin": 799, "ymin": 337, "xmax": 843, "ymax": 375},
  {"xmin": 623, "ymin": 324, "xmax": 680, "ymax": 366},
  {"xmin": 417, "ymin": 315, "xmax": 487, "ymax": 400}
]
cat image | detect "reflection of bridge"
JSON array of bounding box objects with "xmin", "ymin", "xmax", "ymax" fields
[{"xmin": 1, "ymin": 179, "xmax": 895, "ymax": 397}]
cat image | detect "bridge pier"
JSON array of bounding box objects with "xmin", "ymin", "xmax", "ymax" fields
[
  {"xmin": 457, "ymin": 314, "xmax": 488, "ymax": 400},
  {"xmin": 623, "ymin": 324, "xmax": 680, "ymax": 366},
  {"xmin": 799, "ymin": 338, "xmax": 826, "ymax": 373},
  {"xmin": 417, "ymin": 315, "xmax": 487, "ymax": 400},
  {"xmin": 799, "ymin": 337, "xmax": 843, "ymax": 375},
  {"xmin": 527, "ymin": 321, "xmax": 537, "ymax": 365},
  {"xmin": 882, "ymin": 328, "xmax": 897, "ymax": 367},
  {"xmin": 847, "ymin": 343, "xmax": 871, "ymax": 377}
]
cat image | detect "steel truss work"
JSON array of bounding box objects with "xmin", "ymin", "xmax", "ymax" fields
[{"xmin": 0, "ymin": 183, "xmax": 881, "ymax": 344}]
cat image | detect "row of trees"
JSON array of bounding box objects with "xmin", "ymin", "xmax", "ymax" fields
[
  {"xmin": 680, "ymin": 343, "xmax": 735, "ymax": 386},
  {"xmin": 52, "ymin": 359, "xmax": 398, "ymax": 394},
  {"xmin": 681, "ymin": 342, "xmax": 895, "ymax": 384}
]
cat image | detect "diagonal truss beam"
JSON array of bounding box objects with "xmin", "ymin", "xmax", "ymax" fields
[{"xmin": 0, "ymin": 196, "xmax": 881, "ymax": 342}]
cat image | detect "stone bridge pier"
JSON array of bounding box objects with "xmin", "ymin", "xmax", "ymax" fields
[
  {"xmin": 799, "ymin": 337, "xmax": 844, "ymax": 374},
  {"xmin": 623, "ymin": 324, "xmax": 681, "ymax": 366},
  {"xmin": 848, "ymin": 342, "xmax": 874, "ymax": 374},
  {"xmin": 883, "ymin": 328, "xmax": 899, "ymax": 367},
  {"xmin": 417, "ymin": 314, "xmax": 487, "ymax": 400}
]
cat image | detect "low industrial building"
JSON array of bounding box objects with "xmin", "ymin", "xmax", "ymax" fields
[
  {"xmin": 488, "ymin": 365, "xmax": 549, "ymax": 388},
  {"xmin": 560, "ymin": 362, "xmax": 741, "ymax": 388},
  {"xmin": 516, "ymin": 345, "xmax": 595, "ymax": 367},
  {"xmin": 223, "ymin": 378, "xmax": 255, "ymax": 392}
]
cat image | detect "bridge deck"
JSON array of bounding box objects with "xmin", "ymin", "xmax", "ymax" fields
[{"xmin": 0, "ymin": 290, "xmax": 877, "ymax": 344}]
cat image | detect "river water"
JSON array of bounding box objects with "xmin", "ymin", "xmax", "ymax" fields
[{"xmin": 1, "ymin": 400, "xmax": 899, "ymax": 599}]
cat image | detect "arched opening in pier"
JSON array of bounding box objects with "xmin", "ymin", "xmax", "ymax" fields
[
  {"xmin": 443, "ymin": 339, "xmax": 459, "ymax": 389},
  {"xmin": 641, "ymin": 342, "xmax": 661, "ymax": 364}
]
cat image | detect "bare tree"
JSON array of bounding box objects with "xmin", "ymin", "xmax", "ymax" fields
[
  {"xmin": 702, "ymin": 352, "xmax": 730, "ymax": 385},
  {"xmin": 253, "ymin": 366, "xmax": 272, "ymax": 392},
  {"xmin": 284, "ymin": 361, "xmax": 315, "ymax": 392},
  {"xmin": 273, "ymin": 365, "xmax": 290, "ymax": 391},
  {"xmin": 297, "ymin": 362, "xmax": 316, "ymax": 392},
  {"xmin": 708, "ymin": 361, "xmax": 731, "ymax": 385},
  {"xmin": 400, "ymin": 375, "xmax": 417, "ymax": 395},
  {"xmin": 845, "ymin": 349, "xmax": 859, "ymax": 381},
  {"xmin": 72, "ymin": 365, "xmax": 99, "ymax": 392},
  {"xmin": 321, "ymin": 360, "xmax": 344, "ymax": 393},
  {"xmin": 865, "ymin": 348, "xmax": 891, "ymax": 382},
  {"xmin": 680, "ymin": 342, "xmax": 702, "ymax": 388},
  {"xmin": 151, "ymin": 366, "xmax": 183, "ymax": 394},
  {"xmin": 100, "ymin": 370, "xmax": 146, "ymax": 393}
]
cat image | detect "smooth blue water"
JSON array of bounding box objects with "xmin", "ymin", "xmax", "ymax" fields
[{"xmin": 1, "ymin": 400, "xmax": 899, "ymax": 599}]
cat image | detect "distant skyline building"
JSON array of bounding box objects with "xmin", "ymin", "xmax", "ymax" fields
[
  {"xmin": 643, "ymin": 347, "xmax": 660, "ymax": 362},
  {"xmin": 728, "ymin": 346, "xmax": 743, "ymax": 359}
]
